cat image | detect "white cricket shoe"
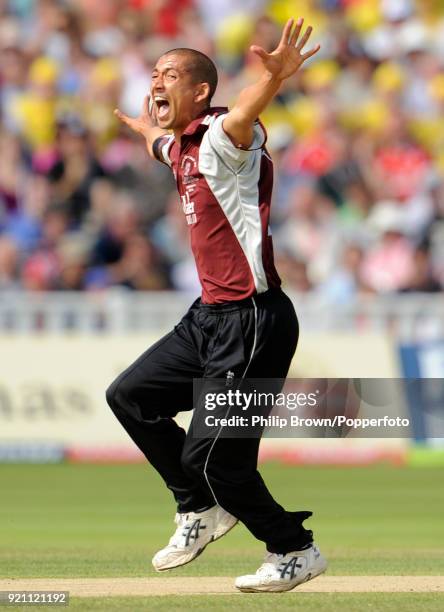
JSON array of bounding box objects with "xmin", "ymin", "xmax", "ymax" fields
[
  {"xmin": 235, "ymin": 544, "xmax": 327, "ymax": 592},
  {"xmin": 152, "ymin": 505, "xmax": 238, "ymax": 571}
]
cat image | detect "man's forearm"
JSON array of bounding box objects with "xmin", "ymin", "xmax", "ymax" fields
[
  {"xmin": 223, "ymin": 72, "xmax": 282, "ymax": 148},
  {"xmin": 143, "ymin": 126, "xmax": 169, "ymax": 158},
  {"xmin": 232, "ymin": 72, "xmax": 282, "ymax": 124}
]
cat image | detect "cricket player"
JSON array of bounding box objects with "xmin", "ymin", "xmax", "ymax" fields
[{"xmin": 107, "ymin": 17, "xmax": 327, "ymax": 592}]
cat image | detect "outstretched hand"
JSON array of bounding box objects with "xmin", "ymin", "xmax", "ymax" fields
[
  {"xmin": 113, "ymin": 95, "xmax": 167, "ymax": 158},
  {"xmin": 114, "ymin": 95, "xmax": 157, "ymax": 136},
  {"xmin": 251, "ymin": 18, "xmax": 320, "ymax": 82}
]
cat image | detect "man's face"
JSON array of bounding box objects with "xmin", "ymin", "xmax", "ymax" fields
[{"xmin": 150, "ymin": 54, "xmax": 202, "ymax": 131}]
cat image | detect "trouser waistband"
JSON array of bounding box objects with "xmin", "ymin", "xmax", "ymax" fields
[{"xmin": 198, "ymin": 287, "xmax": 283, "ymax": 313}]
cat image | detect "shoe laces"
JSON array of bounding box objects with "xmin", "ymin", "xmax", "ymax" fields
[
  {"xmin": 168, "ymin": 512, "xmax": 208, "ymax": 548},
  {"xmin": 257, "ymin": 549, "xmax": 311, "ymax": 578},
  {"xmin": 167, "ymin": 513, "xmax": 189, "ymax": 547},
  {"xmin": 256, "ymin": 552, "xmax": 283, "ymax": 577},
  {"xmin": 174, "ymin": 512, "xmax": 187, "ymax": 527}
]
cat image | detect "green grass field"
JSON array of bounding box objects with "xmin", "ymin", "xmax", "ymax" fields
[{"xmin": 1, "ymin": 463, "xmax": 443, "ymax": 610}]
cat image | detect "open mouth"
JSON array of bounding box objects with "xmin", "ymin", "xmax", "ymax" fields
[{"xmin": 154, "ymin": 96, "xmax": 170, "ymax": 119}]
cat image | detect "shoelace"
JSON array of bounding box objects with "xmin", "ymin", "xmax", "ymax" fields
[
  {"xmin": 174, "ymin": 512, "xmax": 187, "ymax": 526},
  {"xmin": 167, "ymin": 513, "xmax": 189, "ymax": 547},
  {"xmin": 257, "ymin": 551, "xmax": 308, "ymax": 580},
  {"xmin": 256, "ymin": 553, "xmax": 283, "ymax": 577},
  {"xmin": 168, "ymin": 513, "xmax": 208, "ymax": 548}
]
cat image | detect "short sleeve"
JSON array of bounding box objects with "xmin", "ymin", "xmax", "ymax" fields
[
  {"xmin": 152, "ymin": 134, "xmax": 174, "ymax": 167},
  {"xmin": 206, "ymin": 113, "xmax": 266, "ymax": 168}
]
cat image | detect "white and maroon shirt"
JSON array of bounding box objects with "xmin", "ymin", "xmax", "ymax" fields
[{"xmin": 153, "ymin": 107, "xmax": 281, "ymax": 304}]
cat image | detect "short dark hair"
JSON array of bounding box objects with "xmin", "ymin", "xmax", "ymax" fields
[{"xmin": 163, "ymin": 48, "xmax": 218, "ymax": 104}]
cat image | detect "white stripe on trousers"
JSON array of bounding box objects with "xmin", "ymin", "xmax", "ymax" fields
[{"xmin": 202, "ymin": 297, "xmax": 258, "ymax": 508}]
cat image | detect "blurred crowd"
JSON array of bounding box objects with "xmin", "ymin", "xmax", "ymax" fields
[{"xmin": 1, "ymin": 0, "xmax": 444, "ymax": 301}]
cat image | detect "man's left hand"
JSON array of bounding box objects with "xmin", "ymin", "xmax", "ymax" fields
[{"xmin": 251, "ymin": 17, "xmax": 321, "ymax": 82}]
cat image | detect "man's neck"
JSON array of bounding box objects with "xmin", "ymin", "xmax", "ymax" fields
[
  {"xmin": 173, "ymin": 128, "xmax": 184, "ymax": 147},
  {"xmin": 173, "ymin": 104, "xmax": 211, "ymax": 145}
]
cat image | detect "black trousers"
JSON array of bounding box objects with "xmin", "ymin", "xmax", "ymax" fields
[{"xmin": 106, "ymin": 288, "xmax": 313, "ymax": 553}]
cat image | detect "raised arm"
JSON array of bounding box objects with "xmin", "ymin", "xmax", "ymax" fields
[
  {"xmin": 114, "ymin": 96, "xmax": 167, "ymax": 159},
  {"xmin": 223, "ymin": 18, "xmax": 320, "ymax": 149}
]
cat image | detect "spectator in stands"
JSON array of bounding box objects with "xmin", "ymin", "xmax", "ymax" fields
[
  {"xmin": 107, "ymin": 232, "xmax": 169, "ymax": 291},
  {"xmin": 401, "ymin": 240, "xmax": 442, "ymax": 293},
  {"xmin": 318, "ymin": 243, "xmax": 368, "ymax": 304},
  {"xmin": 48, "ymin": 116, "xmax": 106, "ymax": 225},
  {"xmin": 20, "ymin": 203, "xmax": 70, "ymax": 291},
  {"xmin": 361, "ymin": 202, "xmax": 416, "ymax": 293}
]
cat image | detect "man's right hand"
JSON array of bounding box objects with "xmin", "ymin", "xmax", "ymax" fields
[
  {"xmin": 114, "ymin": 96, "xmax": 167, "ymax": 158},
  {"xmin": 114, "ymin": 95, "xmax": 156, "ymax": 137}
]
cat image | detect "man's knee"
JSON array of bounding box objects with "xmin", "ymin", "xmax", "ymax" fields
[
  {"xmin": 105, "ymin": 373, "xmax": 131, "ymax": 416},
  {"xmin": 106, "ymin": 368, "xmax": 168, "ymax": 424}
]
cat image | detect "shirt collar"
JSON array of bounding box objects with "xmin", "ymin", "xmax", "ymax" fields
[{"xmin": 182, "ymin": 106, "xmax": 228, "ymax": 137}]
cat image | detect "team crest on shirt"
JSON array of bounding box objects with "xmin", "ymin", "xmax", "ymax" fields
[{"xmin": 181, "ymin": 154, "xmax": 198, "ymax": 186}]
